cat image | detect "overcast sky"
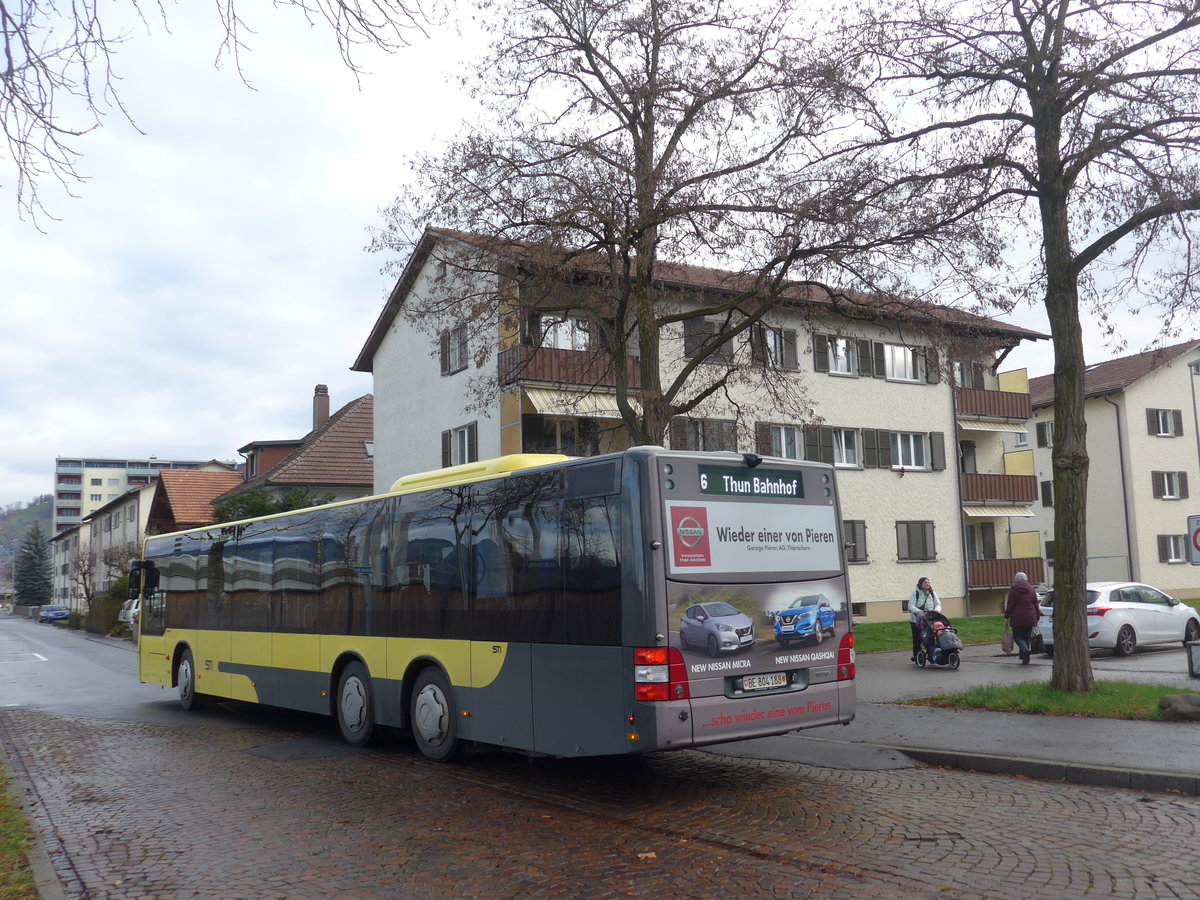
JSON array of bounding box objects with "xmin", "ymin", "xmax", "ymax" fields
[{"xmin": 0, "ymin": 2, "xmax": 1185, "ymax": 512}]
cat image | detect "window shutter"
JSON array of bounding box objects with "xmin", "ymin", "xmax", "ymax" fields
[
  {"xmin": 813, "ymin": 334, "xmax": 829, "ymax": 372},
  {"xmin": 467, "ymin": 422, "xmax": 478, "ymax": 463},
  {"xmin": 804, "ymin": 425, "xmax": 821, "ymax": 461},
  {"xmin": 708, "ymin": 420, "xmax": 737, "ymax": 452},
  {"xmin": 441, "ymin": 430, "xmax": 452, "ymax": 467},
  {"xmin": 525, "ymin": 311, "xmax": 542, "ymax": 347},
  {"xmin": 440, "ymin": 333, "xmax": 450, "ymax": 375},
  {"xmin": 1152, "ymin": 471, "xmax": 1165, "ymax": 499},
  {"xmin": 1147, "ymin": 408, "xmax": 1159, "ymax": 435},
  {"xmin": 861, "ymin": 429, "xmax": 878, "ymax": 468},
  {"xmin": 683, "ymin": 318, "xmax": 715, "ymax": 359},
  {"xmin": 857, "ymin": 339, "xmax": 873, "ymax": 377},
  {"xmin": 922, "ymin": 522, "xmax": 936, "ymax": 559},
  {"xmin": 783, "ymin": 329, "xmax": 798, "ymax": 369},
  {"xmin": 873, "ymin": 341, "xmax": 886, "ymax": 379},
  {"xmin": 750, "ymin": 326, "xmax": 766, "ymax": 366},
  {"xmin": 896, "ymin": 522, "xmax": 909, "ymax": 559},
  {"xmin": 1174, "ymin": 409, "xmax": 1184, "ymax": 436},
  {"xmin": 1180, "ymin": 471, "xmax": 1189, "ymax": 499},
  {"xmin": 1045, "ymin": 540, "xmax": 1055, "ymax": 565},
  {"xmin": 876, "ymin": 430, "xmax": 893, "ymax": 468},
  {"xmin": 971, "ymin": 364, "xmax": 986, "ymax": 390},
  {"xmin": 819, "ymin": 426, "xmax": 835, "ymax": 465},
  {"xmin": 755, "ymin": 423, "xmax": 773, "ymax": 455},
  {"xmin": 1159, "ymin": 535, "xmax": 1171, "ymax": 563},
  {"xmin": 981, "ymin": 522, "xmax": 997, "ymax": 560},
  {"xmin": 669, "ymin": 419, "xmax": 686, "ymax": 450},
  {"xmin": 925, "ymin": 347, "xmax": 940, "ymax": 383},
  {"xmin": 1036, "ymin": 422, "xmax": 1048, "ymax": 448},
  {"xmin": 929, "ymin": 432, "xmax": 946, "ymax": 471},
  {"xmin": 1041, "ymin": 480, "xmax": 1053, "ymax": 507}
]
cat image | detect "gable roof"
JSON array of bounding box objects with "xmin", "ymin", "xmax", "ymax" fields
[
  {"xmin": 229, "ymin": 394, "xmax": 375, "ymax": 493},
  {"xmin": 1028, "ymin": 340, "xmax": 1200, "ymax": 408},
  {"xmin": 353, "ymin": 226, "xmax": 1048, "ymax": 372},
  {"xmin": 156, "ymin": 469, "xmax": 244, "ymax": 528}
]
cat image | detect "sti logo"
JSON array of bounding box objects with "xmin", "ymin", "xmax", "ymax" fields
[{"xmin": 670, "ymin": 506, "xmax": 712, "ymax": 567}]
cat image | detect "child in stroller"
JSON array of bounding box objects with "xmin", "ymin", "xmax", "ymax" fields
[{"xmin": 915, "ymin": 610, "xmax": 963, "ymax": 669}]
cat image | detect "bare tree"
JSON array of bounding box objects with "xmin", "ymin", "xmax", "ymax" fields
[
  {"xmin": 373, "ymin": 0, "xmax": 994, "ymax": 447},
  {"xmin": 850, "ymin": 0, "xmax": 1200, "ymax": 691},
  {"xmin": 69, "ymin": 545, "xmax": 100, "ymax": 611},
  {"xmin": 2, "ymin": 0, "xmax": 426, "ymax": 219}
]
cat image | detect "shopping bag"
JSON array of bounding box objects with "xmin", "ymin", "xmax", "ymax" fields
[{"xmin": 1001, "ymin": 621, "xmax": 1014, "ymax": 655}]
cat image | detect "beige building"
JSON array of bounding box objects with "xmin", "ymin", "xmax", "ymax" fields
[
  {"xmin": 1020, "ymin": 340, "xmax": 1200, "ymax": 599},
  {"xmin": 355, "ymin": 229, "xmax": 1047, "ymax": 623}
]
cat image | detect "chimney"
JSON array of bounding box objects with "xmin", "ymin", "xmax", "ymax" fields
[{"xmin": 313, "ymin": 384, "xmax": 330, "ymax": 431}]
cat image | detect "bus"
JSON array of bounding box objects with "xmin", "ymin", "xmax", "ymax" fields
[{"xmin": 129, "ymin": 447, "xmax": 856, "ymax": 761}]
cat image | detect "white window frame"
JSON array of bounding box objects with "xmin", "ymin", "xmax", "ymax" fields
[
  {"xmin": 832, "ymin": 428, "xmax": 859, "ymax": 467},
  {"xmin": 827, "ymin": 337, "xmax": 855, "ymax": 375},
  {"xmin": 1154, "ymin": 409, "xmax": 1176, "ymax": 437},
  {"xmin": 1165, "ymin": 534, "xmax": 1186, "ymax": 563},
  {"xmin": 769, "ymin": 425, "xmax": 801, "ymax": 459},
  {"xmin": 1163, "ymin": 471, "xmax": 1182, "ymax": 499},
  {"xmin": 890, "ymin": 432, "xmax": 928, "ymax": 469},
  {"xmin": 542, "ymin": 315, "xmax": 591, "ymax": 351},
  {"xmin": 884, "ymin": 343, "xmax": 924, "ymax": 382},
  {"xmin": 450, "ymin": 424, "xmax": 473, "ymax": 465},
  {"xmin": 1014, "ymin": 430, "xmax": 1028, "ymax": 448},
  {"xmin": 442, "ymin": 324, "xmax": 469, "ymax": 374}
]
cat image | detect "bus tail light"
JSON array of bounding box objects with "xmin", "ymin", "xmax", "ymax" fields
[
  {"xmin": 837, "ymin": 632, "xmax": 856, "ymax": 681},
  {"xmin": 634, "ymin": 647, "xmax": 691, "ymax": 701}
]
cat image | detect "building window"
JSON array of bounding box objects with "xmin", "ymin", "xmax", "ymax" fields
[
  {"xmin": 90, "ymin": 494, "xmax": 102, "ymax": 503},
  {"xmin": 440, "ymin": 325, "xmax": 469, "ymax": 375},
  {"xmin": 1152, "ymin": 471, "xmax": 1189, "ymax": 500},
  {"xmin": 843, "ymin": 520, "xmax": 867, "ymax": 563},
  {"xmin": 441, "ymin": 422, "xmax": 478, "ymax": 467},
  {"xmin": 90, "ymin": 478, "xmax": 102, "ymax": 486},
  {"xmin": 1159, "ymin": 534, "xmax": 1186, "ymax": 563},
  {"xmin": 884, "ymin": 343, "xmax": 925, "ymax": 382},
  {"xmin": 540, "ymin": 315, "xmax": 591, "ymax": 351},
  {"xmin": 813, "ymin": 334, "xmax": 857, "ymax": 375},
  {"xmin": 108, "ymin": 478, "xmax": 119, "ymax": 487},
  {"xmin": 1147, "ymin": 408, "xmax": 1183, "ymax": 437},
  {"xmin": 756, "ymin": 423, "xmax": 801, "ymax": 459},
  {"xmin": 1045, "ymin": 540, "xmax": 1055, "ymax": 567},
  {"xmin": 896, "ymin": 521, "xmax": 936, "ymax": 561},
  {"xmin": 669, "ymin": 418, "xmax": 737, "ymax": 452},
  {"xmin": 965, "ymin": 522, "xmax": 996, "ymax": 560},
  {"xmin": 953, "ymin": 361, "xmax": 986, "ymax": 390},
  {"xmin": 890, "ymin": 432, "xmax": 928, "ymax": 469},
  {"xmin": 682, "ymin": 317, "xmax": 734, "ymax": 362},
  {"xmin": 832, "ymin": 428, "xmax": 859, "ymax": 467},
  {"xmin": 1014, "ymin": 430, "xmax": 1028, "ymax": 448},
  {"xmin": 1036, "ymin": 421, "xmax": 1054, "ymax": 448},
  {"xmin": 751, "ymin": 326, "xmax": 798, "ymax": 369}
]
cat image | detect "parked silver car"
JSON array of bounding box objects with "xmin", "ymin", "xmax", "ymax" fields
[
  {"xmin": 1040, "ymin": 581, "xmax": 1200, "ymax": 656},
  {"xmin": 678, "ymin": 601, "xmax": 756, "ymax": 658}
]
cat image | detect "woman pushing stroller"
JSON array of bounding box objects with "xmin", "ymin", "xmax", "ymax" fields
[{"xmin": 907, "ymin": 576, "xmax": 940, "ymax": 663}]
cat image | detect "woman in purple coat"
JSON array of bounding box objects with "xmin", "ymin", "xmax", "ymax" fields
[{"xmin": 1005, "ymin": 572, "xmax": 1042, "ymax": 664}]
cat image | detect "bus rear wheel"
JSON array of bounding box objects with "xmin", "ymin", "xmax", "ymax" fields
[
  {"xmin": 336, "ymin": 661, "xmax": 375, "ymax": 747},
  {"xmin": 178, "ymin": 648, "xmax": 204, "ymax": 711},
  {"xmin": 411, "ymin": 668, "xmax": 461, "ymax": 762}
]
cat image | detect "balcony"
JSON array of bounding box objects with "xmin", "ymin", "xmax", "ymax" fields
[
  {"xmin": 961, "ymin": 473, "xmax": 1037, "ymax": 504},
  {"xmin": 968, "ymin": 557, "xmax": 1046, "ymax": 589},
  {"xmin": 498, "ymin": 346, "xmax": 642, "ymax": 389},
  {"xmin": 956, "ymin": 387, "xmax": 1032, "ymax": 420}
]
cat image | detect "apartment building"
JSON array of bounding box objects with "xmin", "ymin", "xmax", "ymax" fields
[
  {"xmin": 52, "ymin": 457, "xmax": 220, "ymax": 535},
  {"xmin": 354, "ymin": 228, "xmax": 1046, "ymax": 621},
  {"xmin": 1020, "ymin": 340, "xmax": 1200, "ymax": 599}
]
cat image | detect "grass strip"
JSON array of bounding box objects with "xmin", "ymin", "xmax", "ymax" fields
[
  {"xmin": 0, "ymin": 770, "xmax": 36, "ymax": 900},
  {"xmin": 898, "ymin": 680, "xmax": 1200, "ymax": 721}
]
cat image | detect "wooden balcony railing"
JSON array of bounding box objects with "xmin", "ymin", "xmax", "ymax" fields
[
  {"xmin": 967, "ymin": 557, "xmax": 1046, "ymax": 589},
  {"xmin": 956, "ymin": 387, "xmax": 1032, "ymax": 420},
  {"xmin": 498, "ymin": 346, "xmax": 642, "ymax": 389},
  {"xmin": 961, "ymin": 473, "xmax": 1038, "ymax": 503}
]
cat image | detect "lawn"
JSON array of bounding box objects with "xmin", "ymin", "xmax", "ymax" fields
[
  {"xmin": 853, "ymin": 614, "xmax": 1010, "ymax": 654},
  {"xmin": 901, "ymin": 680, "xmax": 1200, "ymax": 721},
  {"xmin": 0, "ymin": 770, "xmax": 36, "ymax": 900}
]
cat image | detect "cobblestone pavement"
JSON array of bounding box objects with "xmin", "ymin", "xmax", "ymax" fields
[{"xmin": 4, "ymin": 709, "xmax": 1200, "ymax": 900}]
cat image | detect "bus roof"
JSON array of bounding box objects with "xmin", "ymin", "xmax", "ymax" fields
[{"xmin": 388, "ymin": 454, "xmax": 568, "ymax": 493}]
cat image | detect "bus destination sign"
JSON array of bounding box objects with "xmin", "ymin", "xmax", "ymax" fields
[{"xmin": 698, "ymin": 465, "xmax": 804, "ymax": 499}]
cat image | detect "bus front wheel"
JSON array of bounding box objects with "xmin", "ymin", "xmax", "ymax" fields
[
  {"xmin": 178, "ymin": 648, "xmax": 204, "ymax": 711},
  {"xmin": 411, "ymin": 668, "xmax": 461, "ymax": 762},
  {"xmin": 336, "ymin": 661, "xmax": 375, "ymax": 747}
]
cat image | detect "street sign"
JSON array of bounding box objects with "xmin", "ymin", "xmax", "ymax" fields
[{"xmin": 1189, "ymin": 515, "xmax": 1200, "ymax": 565}]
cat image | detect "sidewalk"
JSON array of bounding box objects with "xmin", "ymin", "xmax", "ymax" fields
[{"xmin": 714, "ymin": 647, "xmax": 1200, "ymax": 794}]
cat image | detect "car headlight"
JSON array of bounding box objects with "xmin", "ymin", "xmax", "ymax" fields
[{"xmin": 716, "ymin": 623, "xmax": 732, "ymax": 632}]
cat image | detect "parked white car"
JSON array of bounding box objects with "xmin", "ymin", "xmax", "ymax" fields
[
  {"xmin": 118, "ymin": 598, "xmax": 140, "ymax": 627},
  {"xmin": 1040, "ymin": 581, "xmax": 1200, "ymax": 656}
]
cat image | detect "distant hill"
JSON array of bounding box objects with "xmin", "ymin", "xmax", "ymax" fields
[{"xmin": 0, "ymin": 495, "xmax": 53, "ymax": 549}]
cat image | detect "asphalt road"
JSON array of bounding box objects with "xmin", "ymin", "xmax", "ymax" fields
[{"xmin": 3, "ymin": 615, "xmax": 1200, "ymax": 900}]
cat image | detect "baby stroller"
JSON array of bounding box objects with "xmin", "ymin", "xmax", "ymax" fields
[{"xmin": 915, "ymin": 610, "xmax": 963, "ymax": 669}]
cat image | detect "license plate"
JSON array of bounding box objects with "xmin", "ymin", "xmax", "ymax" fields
[{"xmin": 742, "ymin": 672, "xmax": 787, "ymax": 692}]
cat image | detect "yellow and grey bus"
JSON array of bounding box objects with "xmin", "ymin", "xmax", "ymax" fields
[{"xmin": 130, "ymin": 447, "xmax": 856, "ymax": 760}]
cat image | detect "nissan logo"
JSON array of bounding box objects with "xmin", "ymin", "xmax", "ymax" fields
[{"xmin": 676, "ymin": 516, "xmax": 705, "ymax": 547}]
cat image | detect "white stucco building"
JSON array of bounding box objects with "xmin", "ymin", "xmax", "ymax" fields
[
  {"xmin": 1020, "ymin": 340, "xmax": 1200, "ymax": 599},
  {"xmin": 354, "ymin": 228, "xmax": 1047, "ymax": 622}
]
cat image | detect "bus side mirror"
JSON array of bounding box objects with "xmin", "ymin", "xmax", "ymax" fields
[
  {"xmin": 128, "ymin": 566, "xmax": 142, "ymax": 599},
  {"xmin": 129, "ymin": 562, "xmax": 159, "ymax": 599}
]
